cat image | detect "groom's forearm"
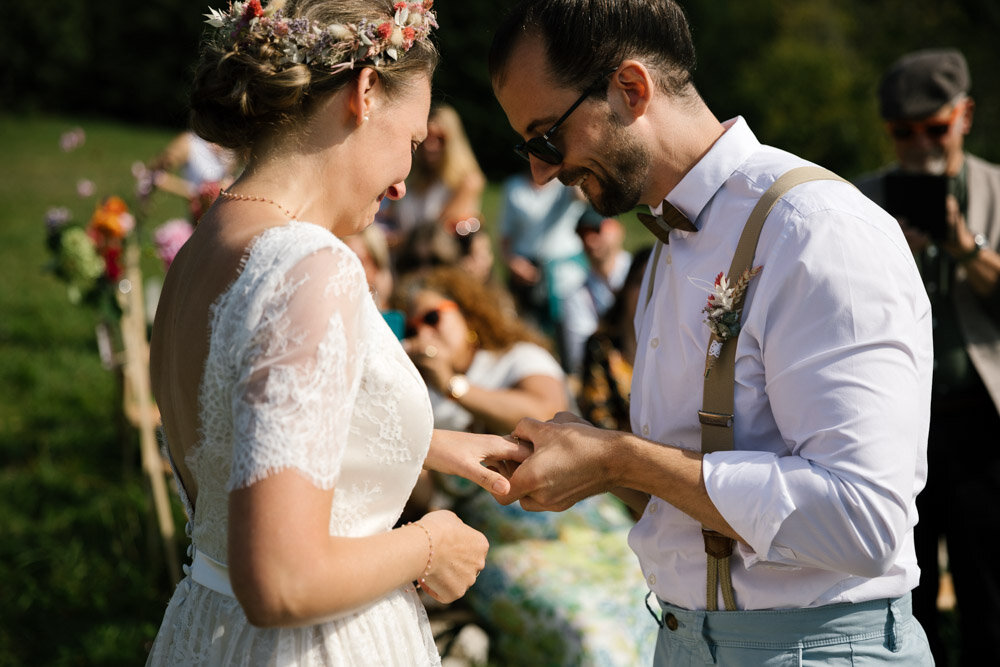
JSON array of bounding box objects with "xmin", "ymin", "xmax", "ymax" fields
[{"xmin": 614, "ymin": 434, "xmax": 744, "ymax": 543}]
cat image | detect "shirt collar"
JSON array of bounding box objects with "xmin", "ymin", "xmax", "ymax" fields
[{"xmin": 649, "ymin": 116, "xmax": 761, "ymax": 226}]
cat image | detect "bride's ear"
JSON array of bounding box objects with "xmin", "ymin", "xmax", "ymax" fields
[{"xmin": 349, "ymin": 68, "xmax": 380, "ymax": 127}]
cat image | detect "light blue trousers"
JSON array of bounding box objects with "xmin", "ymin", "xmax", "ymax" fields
[{"xmin": 652, "ymin": 593, "xmax": 933, "ymax": 665}]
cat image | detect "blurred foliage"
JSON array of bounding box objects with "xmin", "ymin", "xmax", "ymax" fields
[{"xmin": 3, "ymin": 0, "xmax": 998, "ymax": 180}]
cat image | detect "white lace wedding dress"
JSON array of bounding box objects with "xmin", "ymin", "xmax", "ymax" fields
[{"xmin": 146, "ymin": 221, "xmax": 440, "ymax": 666}]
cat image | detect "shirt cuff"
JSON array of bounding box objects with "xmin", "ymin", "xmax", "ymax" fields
[{"xmin": 703, "ymin": 450, "xmax": 801, "ymax": 569}]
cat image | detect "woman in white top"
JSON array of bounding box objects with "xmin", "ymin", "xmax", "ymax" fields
[
  {"xmin": 395, "ymin": 266, "xmax": 568, "ymax": 434},
  {"xmin": 394, "ymin": 265, "xmax": 655, "ymax": 666},
  {"xmin": 145, "ymin": 1, "xmax": 524, "ymax": 665}
]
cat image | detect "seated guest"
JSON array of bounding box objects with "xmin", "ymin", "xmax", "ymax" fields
[
  {"xmin": 576, "ymin": 247, "xmax": 652, "ymax": 432},
  {"xmin": 394, "ymin": 266, "xmax": 658, "ymax": 666},
  {"xmin": 395, "ymin": 265, "xmax": 566, "ymax": 434}
]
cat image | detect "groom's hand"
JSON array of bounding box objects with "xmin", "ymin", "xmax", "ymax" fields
[{"xmin": 497, "ymin": 412, "xmax": 623, "ymax": 512}]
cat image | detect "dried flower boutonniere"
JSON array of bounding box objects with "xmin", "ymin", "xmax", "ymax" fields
[{"xmin": 691, "ymin": 266, "xmax": 763, "ymax": 376}]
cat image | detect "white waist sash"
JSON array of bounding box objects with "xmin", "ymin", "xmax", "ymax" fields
[{"xmin": 191, "ymin": 549, "xmax": 235, "ymax": 598}]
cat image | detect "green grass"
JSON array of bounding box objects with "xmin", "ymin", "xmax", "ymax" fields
[{"xmin": 0, "ymin": 114, "xmax": 191, "ymax": 665}]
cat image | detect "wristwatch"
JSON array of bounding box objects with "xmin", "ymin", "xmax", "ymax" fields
[
  {"xmin": 957, "ymin": 233, "xmax": 988, "ymax": 264},
  {"xmin": 447, "ymin": 374, "xmax": 470, "ymax": 399}
]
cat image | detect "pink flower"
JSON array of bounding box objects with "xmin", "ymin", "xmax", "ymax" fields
[
  {"xmin": 77, "ymin": 179, "xmax": 96, "ymax": 197},
  {"xmin": 153, "ymin": 219, "xmax": 195, "ymax": 268},
  {"xmin": 377, "ymin": 21, "xmax": 393, "ymax": 40},
  {"xmin": 59, "ymin": 127, "xmax": 86, "ymax": 152}
]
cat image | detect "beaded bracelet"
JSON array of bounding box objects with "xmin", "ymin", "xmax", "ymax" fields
[{"xmin": 408, "ymin": 521, "xmax": 433, "ymax": 589}]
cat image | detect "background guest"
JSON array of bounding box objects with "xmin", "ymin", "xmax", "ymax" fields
[
  {"xmin": 395, "ymin": 265, "xmax": 567, "ymax": 435},
  {"xmin": 856, "ymin": 47, "xmax": 1000, "ymax": 666},
  {"xmin": 343, "ymin": 223, "xmax": 394, "ymax": 311},
  {"xmin": 380, "ymin": 103, "xmax": 486, "ymax": 241},
  {"xmin": 576, "ymin": 246, "xmax": 652, "ymax": 433},
  {"xmin": 561, "ymin": 207, "xmax": 632, "ymax": 375},
  {"xmin": 395, "ymin": 265, "xmax": 657, "ymax": 666},
  {"xmin": 498, "ymin": 172, "xmax": 588, "ymax": 343}
]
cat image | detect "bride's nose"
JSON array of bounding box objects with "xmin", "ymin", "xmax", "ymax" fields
[{"xmin": 386, "ymin": 181, "xmax": 407, "ymax": 200}]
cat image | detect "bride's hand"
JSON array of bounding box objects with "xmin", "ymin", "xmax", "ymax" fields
[
  {"xmin": 424, "ymin": 429, "xmax": 531, "ymax": 495},
  {"xmin": 413, "ymin": 510, "xmax": 488, "ymax": 603}
]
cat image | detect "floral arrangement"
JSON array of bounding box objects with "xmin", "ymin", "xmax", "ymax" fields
[
  {"xmin": 205, "ymin": 0, "xmax": 438, "ymax": 73},
  {"xmin": 702, "ymin": 267, "xmax": 762, "ymax": 341},
  {"xmin": 46, "ymin": 197, "xmax": 135, "ymax": 307},
  {"xmin": 45, "ymin": 196, "xmax": 135, "ymax": 328},
  {"xmin": 696, "ymin": 266, "xmax": 762, "ymax": 376}
]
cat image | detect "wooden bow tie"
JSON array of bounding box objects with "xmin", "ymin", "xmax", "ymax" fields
[{"xmin": 636, "ymin": 204, "xmax": 697, "ymax": 244}]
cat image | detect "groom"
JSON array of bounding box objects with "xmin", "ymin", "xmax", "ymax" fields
[{"xmin": 489, "ymin": 0, "xmax": 935, "ymax": 663}]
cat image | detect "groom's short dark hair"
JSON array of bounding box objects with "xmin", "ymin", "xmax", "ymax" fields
[{"xmin": 489, "ymin": 0, "xmax": 697, "ymax": 96}]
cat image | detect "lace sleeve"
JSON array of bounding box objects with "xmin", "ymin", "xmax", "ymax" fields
[{"xmin": 227, "ymin": 245, "xmax": 366, "ymax": 491}]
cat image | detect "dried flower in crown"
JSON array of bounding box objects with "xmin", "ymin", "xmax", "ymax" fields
[{"xmin": 204, "ymin": 0, "xmax": 438, "ymax": 73}]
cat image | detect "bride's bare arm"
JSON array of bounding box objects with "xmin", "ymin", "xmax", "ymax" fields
[
  {"xmin": 423, "ymin": 429, "xmax": 531, "ymax": 495},
  {"xmin": 228, "ymin": 470, "xmax": 487, "ymax": 627}
]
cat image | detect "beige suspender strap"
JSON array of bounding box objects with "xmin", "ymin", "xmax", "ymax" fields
[{"xmin": 700, "ymin": 165, "xmax": 847, "ymax": 611}]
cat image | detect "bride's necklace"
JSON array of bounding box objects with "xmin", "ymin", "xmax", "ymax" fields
[{"xmin": 217, "ymin": 189, "xmax": 296, "ymax": 220}]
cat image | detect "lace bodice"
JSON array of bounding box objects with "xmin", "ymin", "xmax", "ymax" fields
[{"xmin": 186, "ymin": 221, "xmax": 433, "ymax": 563}]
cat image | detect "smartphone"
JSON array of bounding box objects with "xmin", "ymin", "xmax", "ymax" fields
[{"xmin": 882, "ymin": 172, "xmax": 948, "ymax": 241}]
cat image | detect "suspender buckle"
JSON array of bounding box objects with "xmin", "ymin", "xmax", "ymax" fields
[{"xmin": 698, "ymin": 410, "xmax": 733, "ymax": 428}]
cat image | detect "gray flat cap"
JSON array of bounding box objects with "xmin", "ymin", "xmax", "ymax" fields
[{"xmin": 878, "ymin": 48, "xmax": 970, "ymax": 120}]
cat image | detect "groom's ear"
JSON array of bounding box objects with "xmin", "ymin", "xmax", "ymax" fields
[{"xmin": 609, "ymin": 60, "xmax": 654, "ymax": 121}]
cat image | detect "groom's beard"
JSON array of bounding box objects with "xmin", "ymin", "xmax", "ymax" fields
[{"xmin": 559, "ymin": 115, "xmax": 651, "ymax": 217}]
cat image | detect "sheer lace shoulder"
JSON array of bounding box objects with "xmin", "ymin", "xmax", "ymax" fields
[{"xmin": 198, "ymin": 222, "xmax": 368, "ymax": 493}]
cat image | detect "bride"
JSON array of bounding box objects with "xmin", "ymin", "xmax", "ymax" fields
[{"xmin": 144, "ymin": 1, "xmax": 526, "ymax": 664}]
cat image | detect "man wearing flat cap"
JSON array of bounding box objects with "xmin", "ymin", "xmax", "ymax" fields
[{"xmin": 857, "ymin": 48, "xmax": 1000, "ymax": 666}]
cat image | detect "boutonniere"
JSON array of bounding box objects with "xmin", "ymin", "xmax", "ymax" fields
[{"xmin": 691, "ymin": 266, "xmax": 763, "ymax": 376}]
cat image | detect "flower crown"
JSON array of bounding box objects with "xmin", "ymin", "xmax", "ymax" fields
[{"xmin": 205, "ymin": 0, "xmax": 438, "ymax": 73}]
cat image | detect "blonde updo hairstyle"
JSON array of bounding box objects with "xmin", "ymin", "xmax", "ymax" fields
[{"xmin": 190, "ymin": 0, "xmax": 438, "ymax": 154}]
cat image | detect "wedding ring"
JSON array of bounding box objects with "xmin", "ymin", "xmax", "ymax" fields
[{"xmin": 424, "ymin": 345, "xmax": 438, "ymax": 358}]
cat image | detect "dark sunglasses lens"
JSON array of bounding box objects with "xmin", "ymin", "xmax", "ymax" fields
[
  {"xmin": 526, "ymin": 138, "xmax": 563, "ymax": 165},
  {"xmin": 890, "ymin": 126, "xmax": 915, "ymax": 140},
  {"xmin": 514, "ymin": 139, "xmax": 563, "ymax": 165},
  {"xmin": 404, "ymin": 326, "xmax": 417, "ymax": 338},
  {"xmin": 422, "ymin": 309, "xmax": 442, "ymax": 327},
  {"xmin": 925, "ymin": 124, "xmax": 950, "ymax": 138}
]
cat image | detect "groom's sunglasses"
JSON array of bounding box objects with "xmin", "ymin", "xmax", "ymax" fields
[{"xmin": 513, "ymin": 70, "xmax": 615, "ymax": 165}]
